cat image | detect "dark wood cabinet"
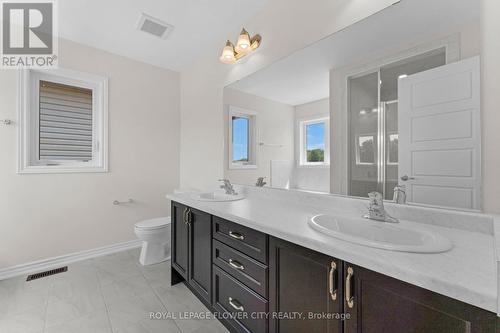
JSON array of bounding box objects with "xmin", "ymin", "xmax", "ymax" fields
[
  {"xmin": 171, "ymin": 202, "xmax": 497, "ymax": 333},
  {"xmin": 171, "ymin": 202, "xmax": 212, "ymax": 304},
  {"xmin": 188, "ymin": 207, "xmax": 212, "ymax": 304},
  {"xmin": 269, "ymin": 237, "xmax": 343, "ymax": 333},
  {"xmin": 171, "ymin": 202, "xmax": 189, "ymax": 280},
  {"xmin": 342, "ymin": 263, "xmax": 497, "ymax": 333}
]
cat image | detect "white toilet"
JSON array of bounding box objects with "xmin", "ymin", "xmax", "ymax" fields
[{"xmin": 134, "ymin": 217, "xmax": 171, "ymax": 266}]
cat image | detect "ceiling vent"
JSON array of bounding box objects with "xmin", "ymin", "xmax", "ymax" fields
[{"xmin": 137, "ymin": 13, "xmax": 174, "ymax": 39}]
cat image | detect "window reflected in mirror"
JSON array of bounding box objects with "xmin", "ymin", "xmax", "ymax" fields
[
  {"xmin": 306, "ymin": 122, "xmax": 325, "ymax": 163},
  {"xmin": 232, "ymin": 116, "xmax": 250, "ymax": 163},
  {"xmin": 357, "ymin": 135, "xmax": 375, "ymax": 165},
  {"xmin": 300, "ymin": 118, "xmax": 329, "ymax": 166}
]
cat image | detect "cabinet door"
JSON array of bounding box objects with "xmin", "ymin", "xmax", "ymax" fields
[
  {"xmin": 269, "ymin": 237, "xmax": 342, "ymax": 333},
  {"xmin": 171, "ymin": 202, "xmax": 189, "ymax": 280},
  {"xmin": 188, "ymin": 208, "xmax": 212, "ymax": 304},
  {"xmin": 343, "ymin": 263, "xmax": 497, "ymax": 333}
]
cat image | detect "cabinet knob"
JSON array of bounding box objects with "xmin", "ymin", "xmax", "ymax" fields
[{"xmin": 346, "ymin": 267, "xmax": 355, "ymax": 309}]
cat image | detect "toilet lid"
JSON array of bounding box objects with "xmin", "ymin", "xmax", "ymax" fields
[{"xmin": 135, "ymin": 217, "xmax": 170, "ymax": 230}]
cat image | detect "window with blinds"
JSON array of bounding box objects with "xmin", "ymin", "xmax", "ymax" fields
[
  {"xmin": 19, "ymin": 69, "xmax": 107, "ymax": 173},
  {"xmin": 39, "ymin": 81, "xmax": 93, "ymax": 162}
]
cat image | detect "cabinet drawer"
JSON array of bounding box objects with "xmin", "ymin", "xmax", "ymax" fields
[
  {"xmin": 213, "ymin": 216, "xmax": 268, "ymax": 263},
  {"xmin": 213, "ymin": 265, "xmax": 268, "ymax": 333},
  {"xmin": 213, "ymin": 239, "xmax": 268, "ymax": 298}
]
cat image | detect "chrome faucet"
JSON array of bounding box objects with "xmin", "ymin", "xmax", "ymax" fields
[
  {"xmin": 219, "ymin": 179, "xmax": 238, "ymax": 195},
  {"xmin": 363, "ymin": 191, "xmax": 399, "ymax": 223},
  {"xmin": 393, "ymin": 185, "xmax": 407, "ymax": 204},
  {"xmin": 255, "ymin": 177, "xmax": 267, "ymax": 187}
]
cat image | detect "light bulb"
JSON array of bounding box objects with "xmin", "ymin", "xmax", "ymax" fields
[
  {"xmin": 219, "ymin": 40, "xmax": 236, "ymax": 64},
  {"xmin": 235, "ymin": 28, "xmax": 251, "ymax": 54}
]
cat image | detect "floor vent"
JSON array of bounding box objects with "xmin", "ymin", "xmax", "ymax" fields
[{"xmin": 26, "ymin": 266, "xmax": 68, "ymax": 281}]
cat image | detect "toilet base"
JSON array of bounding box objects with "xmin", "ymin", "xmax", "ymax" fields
[{"xmin": 139, "ymin": 241, "xmax": 170, "ymax": 266}]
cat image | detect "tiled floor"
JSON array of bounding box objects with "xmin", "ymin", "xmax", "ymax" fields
[{"xmin": 0, "ymin": 249, "xmax": 230, "ymax": 333}]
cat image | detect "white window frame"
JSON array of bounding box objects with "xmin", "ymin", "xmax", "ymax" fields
[
  {"xmin": 298, "ymin": 117, "xmax": 330, "ymax": 167},
  {"xmin": 18, "ymin": 68, "xmax": 108, "ymax": 174},
  {"xmin": 386, "ymin": 132, "xmax": 399, "ymax": 165},
  {"xmin": 228, "ymin": 106, "xmax": 257, "ymax": 169},
  {"xmin": 355, "ymin": 133, "xmax": 376, "ymax": 166}
]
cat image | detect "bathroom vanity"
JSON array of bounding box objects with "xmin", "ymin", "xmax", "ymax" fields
[{"xmin": 168, "ymin": 188, "xmax": 499, "ymax": 333}]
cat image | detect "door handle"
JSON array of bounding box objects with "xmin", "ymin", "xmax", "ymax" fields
[
  {"xmin": 345, "ymin": 267, "xmax": 354, "ymax": 309},
  {"xmin": 400, "ymin": 175, "xmax": 415, "ymax": 181},
  {"xmin": 228, "ymin": 259, "xmax": 245, "ymax": 270},
  {"xmin": 228, "ymin": 231, "xmax": 244, "ymax": 240},
  {"xmin": 329, "ymin": 261, "xmax": 337, "ymax": 301},
  {"xmin": 228, "ymin": 297, "xmax": 245, "ymax": 311}
]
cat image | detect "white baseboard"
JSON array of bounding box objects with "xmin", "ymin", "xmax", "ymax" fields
[{"xmin": 0, "ymin": 239, "xmax": 142, "ymax": 281}]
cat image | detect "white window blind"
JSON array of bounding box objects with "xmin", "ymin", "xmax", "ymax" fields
[{"xmin": 39, "ymin": 80, "xmax": 93, "ymax": 161}]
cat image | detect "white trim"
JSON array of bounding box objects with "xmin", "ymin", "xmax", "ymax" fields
[
  {"xmin": 228, "ymin": 106, "xmax": 258, "ymax": 169},
  {"xmin": 0, "ymin": 239, "xmax": 143, "ymax": 281},
  {"xmin": 17, "ymin": 68, "xmax": 109, "ymax": 174}
]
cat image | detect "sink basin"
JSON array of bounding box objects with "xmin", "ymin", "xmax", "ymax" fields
[
  {"xmin": 191, "ymin": 192, "xmax": 245, "ymax": 202},
  {"xmin": 309, "ymin": 215, "xmax": 452, "ymax": 253}
]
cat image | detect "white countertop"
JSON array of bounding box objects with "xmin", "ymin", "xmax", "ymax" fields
[{"xmin": 167, "ymin": 187, "xmax": 498, "ymax": 314}]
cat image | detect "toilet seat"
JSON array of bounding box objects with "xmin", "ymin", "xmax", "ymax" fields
[{"xmin": 135, "ymin": 217, "xmax": 170, "ymax": 231}]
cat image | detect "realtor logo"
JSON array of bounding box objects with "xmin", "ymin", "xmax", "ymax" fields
[{"xmin": 1, "ymin": 0, "xmax": 58, "ymax": 68}]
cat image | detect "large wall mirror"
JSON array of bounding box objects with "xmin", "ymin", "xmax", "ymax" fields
[{"xmin": 223, "ymin": 0, "xmax": 481, "ymax": 211}]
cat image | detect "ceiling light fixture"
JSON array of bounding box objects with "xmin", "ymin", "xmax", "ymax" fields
[{"xmin": 220, "ymin": 28, "xmax": 261, "ymax": 64}]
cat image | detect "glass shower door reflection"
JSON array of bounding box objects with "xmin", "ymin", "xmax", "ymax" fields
[
  {"xmin": 348, "ymin": 72, "xmax": 380, "ymax": 198},
  {"xmin": 384, "ymin": 101, "xmax": 398, "ymax": 200}
]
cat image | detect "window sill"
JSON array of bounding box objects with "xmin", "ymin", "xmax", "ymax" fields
[
  {"xmin": 18, "ymin": 165, "xmax": 108, "ymax": 174},
  {"xmin": 297, "ymin": 163, "xmax": 330, "ymax": 169},
  {"xmin": 229, "ymin": 163, "xmax": 258, "ymax": 170}
]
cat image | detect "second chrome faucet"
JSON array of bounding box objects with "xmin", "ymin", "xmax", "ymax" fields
[
  {"xmin": 363, "ymin": 191, "xmax": 399, "ymax": 223},
  {"xmin": 219, "ymin": 179, "xmax": 238, "ymax": 195}
]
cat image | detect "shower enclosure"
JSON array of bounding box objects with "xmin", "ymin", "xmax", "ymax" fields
[{"xmin": 348, "ymin": 49, "xmax": 447, "ymax": 199}]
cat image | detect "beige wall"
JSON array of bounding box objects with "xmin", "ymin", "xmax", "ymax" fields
[
  {"xmin": 223, "ymin": 88, "xmax": 294, "ymax": 186},
  {"xmin": 481, "ymin": 0, "xmax": 500, "ymax": 214},
  {"xmin": 179, "ymin": 0, "xmax": 401, "ymax": 191},
  {"xmin": 0, "ymin": 39, "xmax": 180, "ymax": 268}
]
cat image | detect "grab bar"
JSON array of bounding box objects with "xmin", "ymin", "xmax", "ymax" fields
[{"xmin": 113, "ymin": 199, "xmax": 134, "ymax": 205}]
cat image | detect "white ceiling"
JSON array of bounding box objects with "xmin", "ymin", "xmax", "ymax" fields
[
  {"xmin": 58, "ymin": 0, "xmax": 268, "ymax": 72},
  {"xmin": 227, "ymin": 0, "xmax": 480, "ymax": 106}
]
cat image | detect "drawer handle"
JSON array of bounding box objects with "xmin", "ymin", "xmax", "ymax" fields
[
  {"xmin": 228, "ymin": 259, "xmax": 245, "ymax": 270},
  {"xmin": 228, "ymin": 297, "xmax": 245, "ymax": 311},
  {"xmin": 345, "ymin": 266, "xmax": 354, "ymax": 309},
  {"xmin": 228, "ymin": 231, "xmax": 244, "ymax": 240},
  {"xmin": 329, "ymin": 261, "xmax": 337, "ymax": 301}
]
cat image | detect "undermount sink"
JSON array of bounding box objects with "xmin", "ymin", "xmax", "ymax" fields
[
  {"xmin": 191, "ymin": 192, "xmax": 245, "ymax": 202},
  {"xmin": 309, "ymin": 214, "xmax": 453, "ymax": 253}
]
